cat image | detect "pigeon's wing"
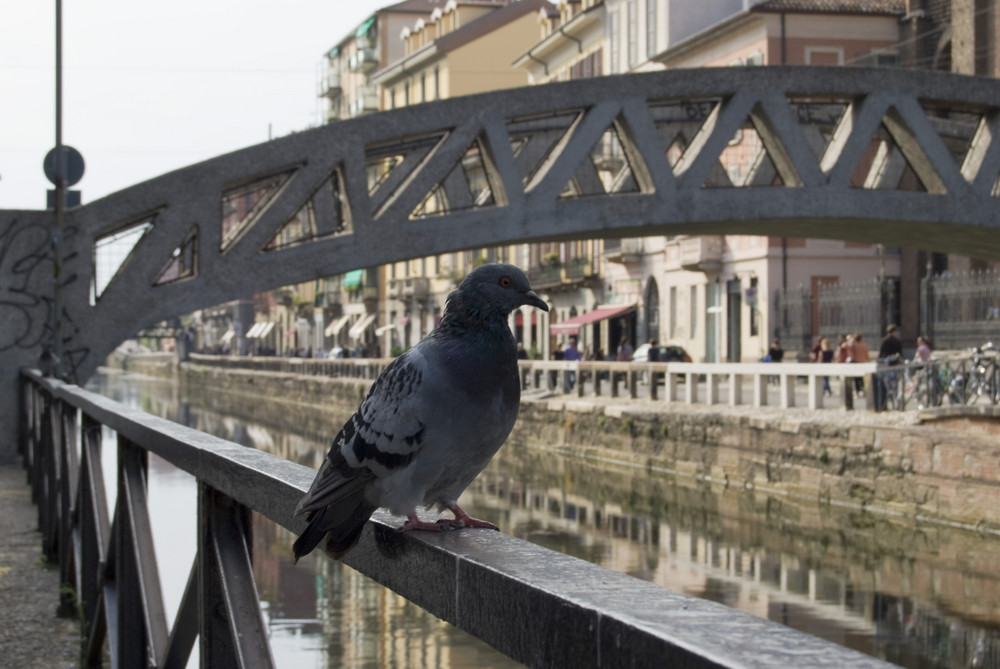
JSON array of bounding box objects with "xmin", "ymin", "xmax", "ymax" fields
[{"xmin": 294, "ymin": 349, "xmax": 431, "ymax": 516}]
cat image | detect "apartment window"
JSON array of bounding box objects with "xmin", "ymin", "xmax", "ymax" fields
[
  {"xmin": 608, "ymin": 10, "xmax": 619, "ymax": 74},
  {"xmin": 805, "ymin": 47, "xmax": 843, "ymax": 66},
  {"xmin": 646, "ymin": 0, "xmax": 656, "ymax": 60},
  {"xmin": 749, "ymin": 277, "xmax": 759, "ymax": 336},
  {"xmin": 421, "ymin": 73, "xmax": 426, "ymax": 102},
  {"xmin": 627, "ymin": 0, "xmax": 638, "ymax": 68},
  {"xmin": 404, "ymin": 82, "xmax": 410, "ymax": 106},
  {"xmin": 434, "ymin": 66, "xmax": 440, "ymax": 100},
  {"xmin": 391, "ymin": 87, "xmax": 396, "ymax": 110}
]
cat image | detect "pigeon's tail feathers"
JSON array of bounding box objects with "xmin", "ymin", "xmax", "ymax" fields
[
  {"xmin": 292, "ymin": 514, "xmax": 328, "ymax": 563},
  {"xmin": 293, "ymin": 497, "xmax": 378, "ymax": 562}
]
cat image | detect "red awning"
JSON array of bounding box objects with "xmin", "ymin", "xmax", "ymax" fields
[{"xmin": 550, "ymin": 304, "xmax": 636, "ymax": 335}]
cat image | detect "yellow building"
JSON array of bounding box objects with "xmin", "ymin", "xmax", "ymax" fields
[
  {"xmin": 374, "ymin": 0, "xmax": 553, "ymax": 108},
  {"xmin": 369, "ymin": 0, "xmax": 559, "ymax": 355}
]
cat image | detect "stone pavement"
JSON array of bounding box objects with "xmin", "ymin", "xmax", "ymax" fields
[{"xmin": 0, "ymin": 464, "xmax": 80, "ymax": 668}]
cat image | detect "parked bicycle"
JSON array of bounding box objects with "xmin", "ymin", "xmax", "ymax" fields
[{"xmin": 948, "ymin": 342, "xmax": 998, "ymax": 406}]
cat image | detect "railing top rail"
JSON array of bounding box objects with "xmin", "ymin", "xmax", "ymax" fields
[{"xmin": 22, "ymin": 368, "xmax": 894, "ymax": 668}]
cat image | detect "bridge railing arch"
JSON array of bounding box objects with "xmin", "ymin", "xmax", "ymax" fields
[{"xmin": 26, "ymin": 66, "xmax": 997, "ymax": 384}]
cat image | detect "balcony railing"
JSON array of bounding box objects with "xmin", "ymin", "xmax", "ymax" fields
[
  {"xmin": 679, "ymin": 236, "xmax": 723, "ymax": 272},
  {"xmin": 348, "ymin": 48, "xmax": 378, "ymax": 72},
  {"xmin": 317, "ymin": 70, "xmax": 342, "ymax": 98},
  {"xmin": 387, "ymin": 277, "xmax": 430, "ymax": 300},
  {"xmin": 527, "ymin": 263, "xmax": 563, "ymax": 289},
  {"xmin": 349, "ymin": 86, "xmax": 379, "ymax": 116},
  {"xmin": 20, "ymin": 367, "xmax": 896, "ymax": 668},
  {"xmin": 605, "ymin": 238, "xmax": 644, "ymax": 264}
]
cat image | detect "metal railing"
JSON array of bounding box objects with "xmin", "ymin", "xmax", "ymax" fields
[
  {"xmin": 871, "ymin": 346, "xmax": 999, "ymax": 411},
  {"xmin": 20, "ymin": 368, "xmax": 895, "ymax": 668},
  {"xmin": 921, "ymin": 269, "xmax": 1000, "ymax": 350}
]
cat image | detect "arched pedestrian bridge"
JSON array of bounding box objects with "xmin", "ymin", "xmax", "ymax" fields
[{"xmin": 2, "ymin": 65, "xmax": 1000, "ymax": 394}]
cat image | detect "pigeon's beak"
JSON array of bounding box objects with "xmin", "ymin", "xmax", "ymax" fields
[{"xmin": 524, "ymin": 290, "xmax": 549, "ymax": 312}]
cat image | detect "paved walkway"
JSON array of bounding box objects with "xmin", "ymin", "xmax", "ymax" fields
[{"xmin": 0, "ymin": 464, "xmax": 80, "ymax": 668}]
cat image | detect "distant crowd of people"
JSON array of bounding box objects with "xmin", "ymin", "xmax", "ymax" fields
[{"xmin": 799, "ymin": 324, "xmax": 932, "ymax": 397}]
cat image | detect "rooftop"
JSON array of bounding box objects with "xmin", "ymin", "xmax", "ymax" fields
[{"xmin": 750, "ymin": 0, "xmax": 905, "ymax": 15}]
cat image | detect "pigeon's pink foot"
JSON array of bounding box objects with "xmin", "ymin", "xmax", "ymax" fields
[
  {"xmin": 447, "ymin": 504, "xmax": 498, "ymax": 530},
  {"xmin": 400, "ymin": 505, "xmax": 498, "ymax": 532}
]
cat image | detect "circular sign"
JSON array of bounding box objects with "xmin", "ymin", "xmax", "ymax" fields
[{"xmin": 43, "ymin": 145, "xmax": 85, "ymax": 187}]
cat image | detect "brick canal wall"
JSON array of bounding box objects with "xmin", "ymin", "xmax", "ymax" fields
[{"xmin": 117, "ymin": 356, "xmax": 1000, "ymax": 534}]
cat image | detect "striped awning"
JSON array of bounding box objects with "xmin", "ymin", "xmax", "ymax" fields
[
  {"xmin": 348, "ymin": 313, "xmax": 376, "ymax": 339},
  {"xmin": 245, "ymin": 322, "xmax": 275, "ymax": 339},
  {"xmin": 325, "ymin": 313, "xmax": 351, "ymax": 337}
]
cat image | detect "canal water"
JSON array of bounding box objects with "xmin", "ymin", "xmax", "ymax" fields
[{"xmin": 86, "ymin": 369, "xmax": 1000, "ymax": 669}]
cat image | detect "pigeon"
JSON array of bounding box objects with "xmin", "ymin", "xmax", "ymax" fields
[{"xmin": 293, "ymin": 263, "xmax": 548, "ymax": 561}]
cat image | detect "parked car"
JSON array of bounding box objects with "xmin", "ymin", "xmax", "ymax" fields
[{"xmin": 632, "ymin": 343, "xmax": 692, "ymax": 363}]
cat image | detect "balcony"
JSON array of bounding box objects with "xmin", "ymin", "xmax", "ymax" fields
[
  {"xmin": 604, "ymin": 238, "xmax": 644, "ymax": 264},
  {"xmin": 527, "ymin": 263, "xmax": 563, "ymax": 290},
  {"xmin": 348, "ymin": 47, "xmax": 378, "ymax": 72},
  {"xmin": 317, "ymin": 70, "xmax": 342, "ymax": 98},
  {"xmin": 679, "ymin": 236, "xmax": 723, "ymax": 273},
  {"xmin": 349, "ymin": 86, "xmax": 379, "ymax": 117},
  {"xmin": 564, "ymin": 256, "xmax": 596, "ymax": 282},
  {"xmin": 387, "ymin": 277, "xmax": 429, "ymax": 300}
]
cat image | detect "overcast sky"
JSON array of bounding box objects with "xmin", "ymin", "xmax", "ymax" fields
[{"xmin": 1, "ymin": 0, "xmax": 390, "ymax": 210}]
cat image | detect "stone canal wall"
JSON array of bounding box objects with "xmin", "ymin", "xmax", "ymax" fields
[
  {"xmin": 118, "ymin": 356, "xmax": 1000, "ymax": 535},
  {"xmin": 512, "ymin": 400, "xmax": 1000, "ymax": 535}
]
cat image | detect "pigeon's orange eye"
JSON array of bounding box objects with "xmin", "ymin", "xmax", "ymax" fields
[{"xmin": 499, "ymin": 276, "xmax": 512, "ymax": 288}]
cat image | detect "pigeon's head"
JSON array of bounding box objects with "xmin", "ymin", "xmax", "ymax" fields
[{"xmin": 453, "ymin": 263, "xmax": 549, "ymax": 318}]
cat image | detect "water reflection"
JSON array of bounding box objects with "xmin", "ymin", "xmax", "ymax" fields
[{"xmin": 88, "ymin": 370, "xmax": 1000, "ymax": 669}]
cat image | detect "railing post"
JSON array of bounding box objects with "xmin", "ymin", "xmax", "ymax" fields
[
  {"xmin": 842, "ymin": 373, "xmax": 854, "ymax": 410},
  {"xmin": 809, "ymin": 374, "xmax": 823, "ymax": 409},
  {"xmin": 753, "ymin": 372, "xmax": 767, "ymax": 407},
  {"xmin": 78, "ymin": 413, "xmax": 110, "ymax": 666},
  {"xmin": 39, "ymin": 389, "xmax": 58, "ymax": 560},
  {"xmin": 706, "ymin": 372, "xmax": 720, "ymax": 405},
  {"xmin": 57, "ymin": 399, "xmax": 79, "ymax": 617},
  {"xmin": 116, "ymin": 437, "xmax": 169, "ymax": 667},
  {"xmin": 198, "ymin": 483, "xmax": 275, "ymax": 668},
  {"xmin": 780, "ymin": 375, "xmax": 794, "ymax": 408},
  {"xmin": 665, "ymin": 371, "xmax": 678, "ymax": 403}
]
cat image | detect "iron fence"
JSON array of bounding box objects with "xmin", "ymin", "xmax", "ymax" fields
[
  {"xmin": 776, "ymin": 277, "xmax": 898, "ymax": 357},
  {"xmin": 818, "ymin": 277, "xmax": 898, "ymax": 348},
  {"xmin": 871, "ymin": 345, "xmax": 999, "ymax": 411},
  {"xmin": 775, "ymin": 284, "xmax": 812, "ymax": 356},
  {"xmin": 921, "ymin": 269, "xmax": 1000, "ymax": 350}
]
